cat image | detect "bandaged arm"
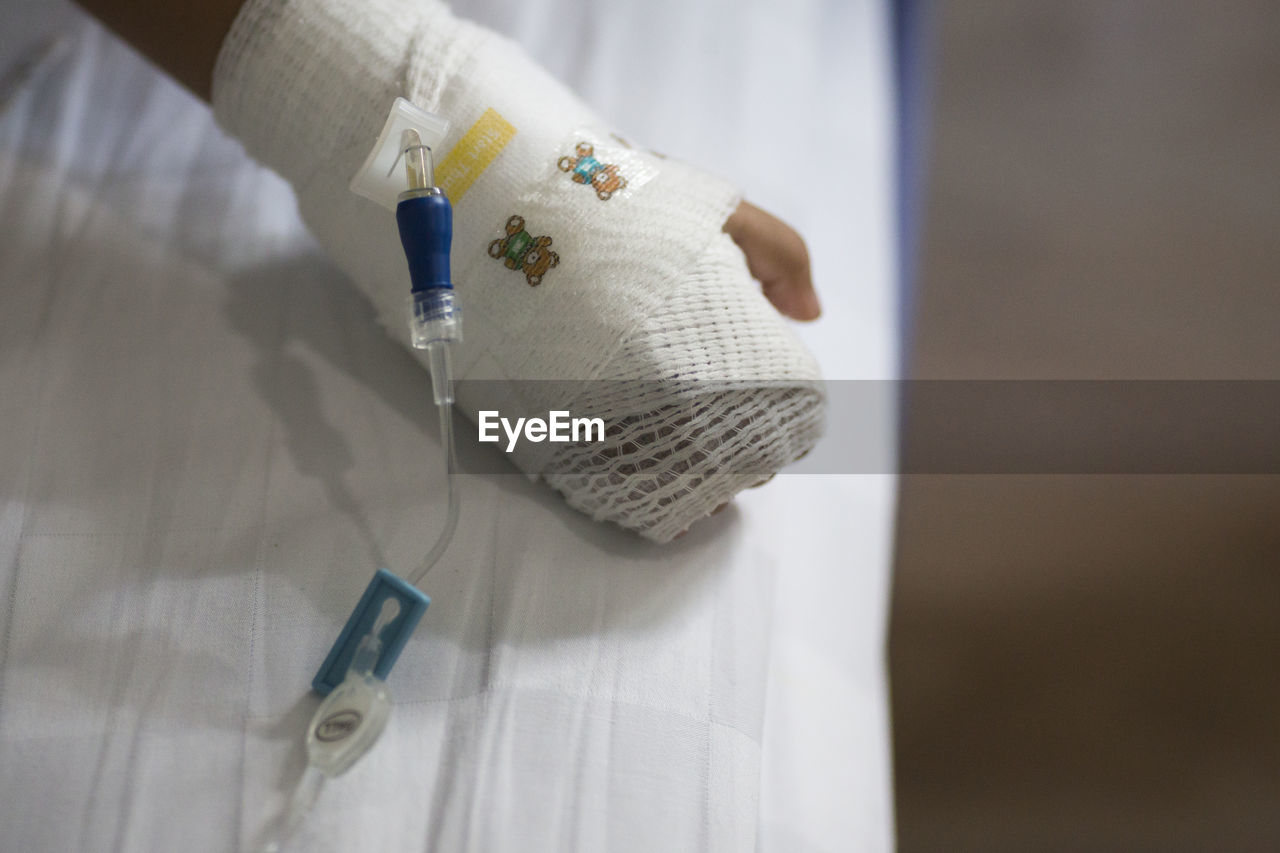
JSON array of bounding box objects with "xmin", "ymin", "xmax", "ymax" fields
[{"xmin": 78, "ymin": 0, "xmax": 826, "ymax": 542}]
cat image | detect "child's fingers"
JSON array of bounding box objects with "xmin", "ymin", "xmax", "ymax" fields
[{"xmin": 724, "ymin": 200, "xmax": 822, "ymax": 321}]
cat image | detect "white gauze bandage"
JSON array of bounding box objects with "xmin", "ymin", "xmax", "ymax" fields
[{"xmin": 213, "ymin": 0, "xmax": 824, "ymax": 542}]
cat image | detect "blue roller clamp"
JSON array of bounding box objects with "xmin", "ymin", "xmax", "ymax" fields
[{"xmin": 312, "ymin": 568, "xmax": 431, "ymax": 695}]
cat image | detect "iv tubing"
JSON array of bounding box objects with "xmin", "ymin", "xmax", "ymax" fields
[
  {"xmin": 395, "ymin": 129, "xmax": 461, "ymax": 588},
  {"xmin": 262, "ymin": 111, "xmax": 460, "ymax": 853},
  {"xmin": 407, "ymin": 340, "xmax": 459, "ymax": 588}
]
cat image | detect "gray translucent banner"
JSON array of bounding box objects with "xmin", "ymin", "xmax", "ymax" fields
[{"xmin": 447, "ymin": 380, "xmax": 1280, "ymax": 475}]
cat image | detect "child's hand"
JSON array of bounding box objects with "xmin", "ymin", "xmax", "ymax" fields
[{"xmin": 724, "ymin": 201, "xmax": 822, "ymax": 321}]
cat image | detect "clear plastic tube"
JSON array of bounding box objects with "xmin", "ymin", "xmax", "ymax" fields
[
  {"xmin": 257, "ymin": 765, "xmax": 324, "ymax": 853},
  {"xmin": 407, "ymin": 341, "xmax": 459, "ymax": 588}
]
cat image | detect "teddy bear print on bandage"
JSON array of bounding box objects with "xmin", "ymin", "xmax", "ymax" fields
[
  {"xmin": 558, "ymin": 142, "xmax": 627, "ymax": 200},
  {"xmin": 546, "ymin": 131, "xmax": 659, "ymax": 203},
  {"xmin": 488, "ymin": 215, "xmax": 559, "ymax": 286}
]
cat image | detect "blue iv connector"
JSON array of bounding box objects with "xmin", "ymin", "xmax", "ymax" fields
[
  {"xmin": 396, "ymin": 133, "xmax": 462, "ymax": 359},
  {"xmin": 397, "ymin": 192, "xmax": 452, "ymax": 293}
]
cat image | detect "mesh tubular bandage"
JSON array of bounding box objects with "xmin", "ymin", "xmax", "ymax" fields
[{"xmin": 213, "ymin": 0, "xmax": 825, "ymax": 542}]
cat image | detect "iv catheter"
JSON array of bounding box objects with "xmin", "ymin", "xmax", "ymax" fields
[
  {"xmin": 310, "ymin": 125, "xmax": 461, "ymax": 696},
  {"xmin": 259, "ymin": 104, "xmax": 460, "ymax": 853},
  {"xmin": 399, "ymin": 127, "xmax": 462, "ymax": 587}
]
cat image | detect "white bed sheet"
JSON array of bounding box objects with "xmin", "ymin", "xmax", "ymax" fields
[{"xmin": 0, "ymin": 1, "xmax": 897, "ymax": 850}]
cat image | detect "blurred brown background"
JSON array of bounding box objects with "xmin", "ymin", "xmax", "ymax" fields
[{"xmin": 891, "ymin": 3, "xmax": 1280, "ymax": 852}]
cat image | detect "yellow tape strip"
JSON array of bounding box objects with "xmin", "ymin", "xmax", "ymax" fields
[{"xmin": 435, "ymin": 108, "xmax": 517, "ymax": 202}]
